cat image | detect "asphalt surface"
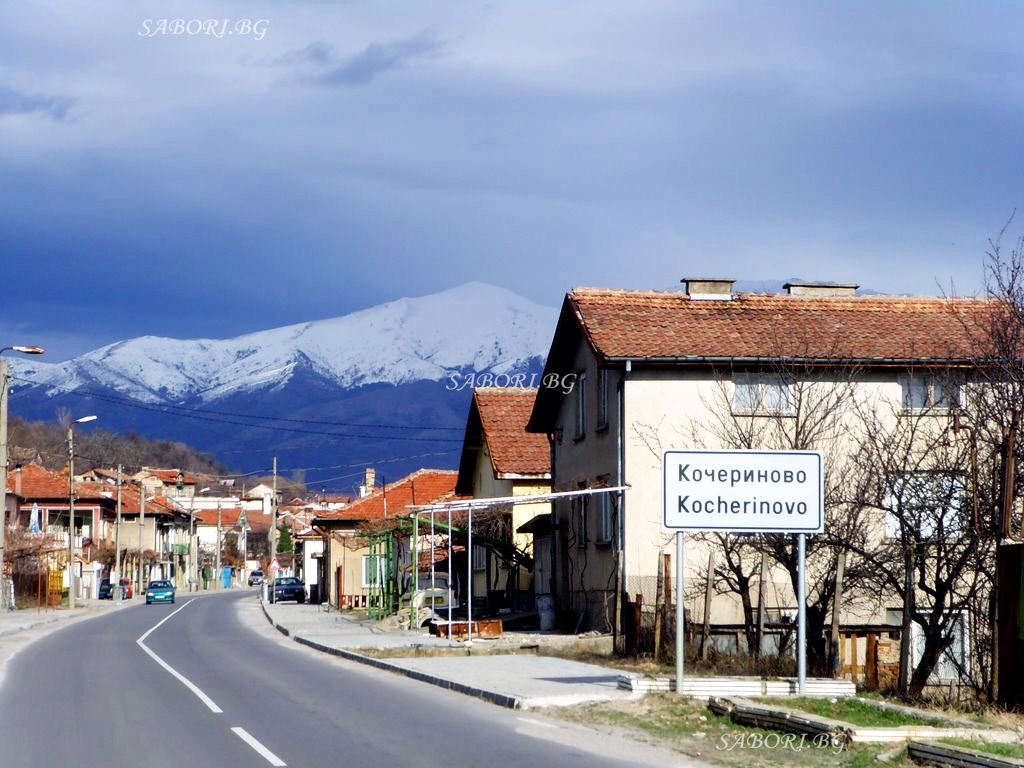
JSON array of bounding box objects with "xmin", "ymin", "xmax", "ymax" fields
[{"xmin": 0, "ymin": 592, "xmax": 702, "ymax": 767}]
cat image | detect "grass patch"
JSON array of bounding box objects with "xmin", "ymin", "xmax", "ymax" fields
[
  {"xmin": 940, "ymin": 738, "xmax": 1024, "ymax": 760},
  {"xmin": 552, "ymin": 694, "xmax": 916, "ymax": 767},
  {"xmin": 761, "ymin": 697, "xmax": 932, "ymax": 728}
]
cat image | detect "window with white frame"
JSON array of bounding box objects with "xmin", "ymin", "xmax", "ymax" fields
[
  {"xmin": 732, "ymin": 374, "xmax": 794, "ymax": 416},
  {"xmin": 595, "ymin": 486, "xmax": 614, "ymax": 545},
  {"xmin": 884, "ymin": 471, "xmax": 966, "ymax": 541},
  {"xmin": 574, "ymin": 371, "xmax": 587, "ymax": 438},
  {"xmin": 472, "ymin": 544, "xmax": 486, "ymax": 571},
  {"xmin": 901, "ymin": 373, "xmax": 961, "ymax": 412},
  {"xmin": 361, "ymin": 555, "xmax": 384, "ymax": 588},
  {"xmin": 597, "ymin": 368, "xmax": 610, "ymax": 429}
]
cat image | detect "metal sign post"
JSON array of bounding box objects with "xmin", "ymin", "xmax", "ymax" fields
[
  {"xmin": 797, "ymin": 532, "xmax": 807, "ymax": 694},
  {"xmin": 675, "ymin": 531, "xmax": 685, "ymax": 696},
  {"xmin": 663, "ymin": 449, "xmax": 823, "ymax": 696}
]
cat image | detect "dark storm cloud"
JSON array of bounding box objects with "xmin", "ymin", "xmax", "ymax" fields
[
  {"xmin": 2, "ymin": 0, "xmax": 1023, "ymax": 361},
  {"xmin": 0, "ymin": 84, "xmax": 74, "ymax": 120}
]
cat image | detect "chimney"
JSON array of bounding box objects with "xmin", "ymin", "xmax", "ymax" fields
[
  {"xmin": 360, "ymin": 467, "xmax": 376, "ymax": 498},
  {"xmin": 682, "ymin": 278, "xmax": 735, "ymax": 300},
  {"xmin": 783, "ymin": 281, "xmax": 859, "ymax": 297},
  {"xmin": 15, "ymin": 466, "xmax": 22, "ymax": 495}
]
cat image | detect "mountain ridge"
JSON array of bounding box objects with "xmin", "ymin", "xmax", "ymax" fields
[{"xmin": 7, "ymin": 282, "xmax": 555, "ymax": 487}]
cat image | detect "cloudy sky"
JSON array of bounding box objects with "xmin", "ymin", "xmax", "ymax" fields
[{"xmin": 2, "ymin": 1, "xmax": 1023, "ymax": 361}]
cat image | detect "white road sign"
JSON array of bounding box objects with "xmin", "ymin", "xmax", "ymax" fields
[{"xmin": 663, "ymin": 450, "xmax": 824, "ymax": 533}]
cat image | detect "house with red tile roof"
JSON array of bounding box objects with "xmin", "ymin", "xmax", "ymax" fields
[
  {"xmin": 312, "ymin": 469, "xmax": 459, "ymax": 610},
  {"xmin": 4, "ymin": 464, "xmax": 193, "ymax": 597},
  {"xmin": 455, "ymin": 387, "xmax": 552, "ymax": 613},
  {"xmin": 526, "ymin": 278, "xmax": 995, "ymax": 647}
]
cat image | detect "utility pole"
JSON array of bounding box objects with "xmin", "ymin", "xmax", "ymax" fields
[
  {"xmin": 67, "ymin": 425, "xmax": 75, "ymax": 609},
  {"xmin": 0, "ymin": 345, "xmax": 45, "ymax": 611},
  {"xmin": 138, "ymin": 491, "xmax": 146, "ymax": 594},
  {"xmin": 0, "ymin": 358, "xmax": 10, "ymax": 611},
  {"xmin": 114, "ymin": 465, "xmax": 122, "ymax": 602},
  {"xmin": 270, "ymin": 457, "xmax": 278, "ymax": 594},
  {"xmin": 65, "ymin": 414, "xmax": 96, "ymax": 608},
  {"xmin": 215, "ymin": 502, "xmax": 222, "ymax": 590}
]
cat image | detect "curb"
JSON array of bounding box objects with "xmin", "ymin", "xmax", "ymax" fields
[
  {"xmin": 260, "ymin": 600, "xmax": 522, "ymax": 710},
  {"xmin": 0, "ymin": 613, "xmax": 64, "ymax": 637},
  {"xmin": 0, "ymin": 603, "xmax": 120, "ymax": 638}
]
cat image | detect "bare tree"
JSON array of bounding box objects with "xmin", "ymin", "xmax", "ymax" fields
[{"xmin": 845, "ymin": 368, "xmax": 993, "ymax": 697}]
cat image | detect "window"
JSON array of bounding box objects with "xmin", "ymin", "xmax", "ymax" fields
[
  {"xmin": 361, "ymin": 555, "xmax": 384, "ymax": 588},
  {"xmin": 732, "ymin": 374, "xmax": 794, "ymax": 415},
  {"xmin": 597, "ymin": 369, "xmax": 610, "ymax": 429},
  {"xmin": 472, "ymin": 544, "xmax": 486, "ymax": 572},
  {"xmin": 574, "ymin": 371, "xmax": 587, "ymax": 438},
  {"xmin": 595, "ymin": 485, "xmax": 614, "ymax": 545},
  {"xmin": 884, "ymin": 471, "xmax": 966, "ymax": 541},
  {"xmin": 887, "ymin": 609, "xmax": 970, "ymax": 682},
  {"xmin": 901, "ymin": 374, "xmax": 960, "ymax": 412}
]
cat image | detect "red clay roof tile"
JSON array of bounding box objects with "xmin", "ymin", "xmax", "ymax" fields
[
  {"xmin": 472, "ymin": 388, "xmax": 551, "ymax": 477},
  {"xmin": 568, "ymin": 289, "xmax": 991, "ymax": 361},
  {"xmin": 315, "ymin": 469, "xmax": 459, "ymax": 522}
]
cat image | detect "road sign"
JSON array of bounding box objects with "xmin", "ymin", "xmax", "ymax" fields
[
  {"xmin": 663, "ymin": 449, "xmax": 823, "ymax": 533},
  {"xmin": 269, "ymin": 559, "xmax": 281, "ymax": 571}
]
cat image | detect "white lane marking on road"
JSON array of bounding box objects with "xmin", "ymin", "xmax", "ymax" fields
[
  {"xmin": 232, "ymin": 727, "xmax": 287, "ymax": 766},
  {"xmin": 136, "ymin": 599, "xmax": 223, "ymax": 714}
]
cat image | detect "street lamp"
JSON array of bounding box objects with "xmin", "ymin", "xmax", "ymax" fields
[
  {"xmin": 0, "ymin": 344, "xmax": 45, "ymax": 611},
  {"xmin": 66, "ymin": 414, "xmax": 97, "ymax": 609}
]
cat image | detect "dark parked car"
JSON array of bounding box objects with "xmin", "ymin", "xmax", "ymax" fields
[
  {"xmin": 98, "ymin": 578, "xmax": 133, "ymax": 600},
  {"xmin": 272, "ymin": 577, "xmax": 306, "ymax": 603},
  {"xmin": 248, "ymin": 569, "xmax": 264, "ymax": 586},
  {"xmin": 145, "ymin": 579, "xmax": 175, "ymax": 605}
]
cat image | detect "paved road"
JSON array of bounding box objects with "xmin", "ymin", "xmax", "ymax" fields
[{"xmin": 0, "ymin": 592, "xmax": 698, "ymax": 767}]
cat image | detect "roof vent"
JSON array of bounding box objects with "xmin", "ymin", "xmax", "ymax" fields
[
  {"xmin": 682, "ymin": 278, "xmax": 735, "ymax": 301},
  {"xmin": 783, "ymin": 281, "xmax": 859, "ymax": 297}
]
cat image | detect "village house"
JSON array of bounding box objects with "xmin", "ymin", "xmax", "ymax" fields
[
  {"xmin": 312, "ymin": 469, "xmax": 459, "ymax": 612},
  {"xmin": 455, "ymin": 387, "xmax": 552, "ymax": 614},
  {"xmin": 525, "ymin": 278, "xmax": 1001, "ymax": 681},
  {"xmin": 3, "ymin": 464, "xmax": 192, "ymax": 597}
]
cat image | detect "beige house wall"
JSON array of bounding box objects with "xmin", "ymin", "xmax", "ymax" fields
[
  {"xmin": 467, "ymin": 442, "xmax": 550, "ymax": 599},
  {"xmin": 547, "ymin": 334, "xmax": 955, "ymax": 632},
  {"xmin": 325, "ymin": 530, "xmax": 374, "ymax": 606}
]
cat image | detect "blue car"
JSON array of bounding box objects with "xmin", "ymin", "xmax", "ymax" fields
[{"xmin": 145, "ymin": 579, "xmax": 175, "ymax": 605}]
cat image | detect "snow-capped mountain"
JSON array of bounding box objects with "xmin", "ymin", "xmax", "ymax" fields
[
  {"xmin": 9, "ymin": 283, "xmax": 557, "ymax": 487},
  {"xmin": 18, "ymin": 282, "xmax": 556, "ymax": 402}
]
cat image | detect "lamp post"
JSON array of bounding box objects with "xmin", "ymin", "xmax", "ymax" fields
[
  {"xmin": 114, "ymin": 464, "xmax": 123, "ymax": 602},
  {"xmin": 66, "ymin": 414, "xmax": 97, "ymax": 609},
  {"xmin": 0, "ymin": 344, "xmax": 44, "ymax": 610}
]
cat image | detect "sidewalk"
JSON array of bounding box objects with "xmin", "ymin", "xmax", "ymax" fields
[
  {"xmin": 0, "ymin": 597, "xmax": 127, "ymax": 638},
  {"xmin": 261, "ymin": 599, "xmax": 639, "ymax": 710}
]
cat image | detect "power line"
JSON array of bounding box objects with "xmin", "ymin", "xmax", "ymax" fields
[
  {"xmin": 15, "ymin": 387, "xmax": 464, "ymax": 444},
  {"xmin": 33, "ymin": 385, "xmax": 464, "ymax": 432}
]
